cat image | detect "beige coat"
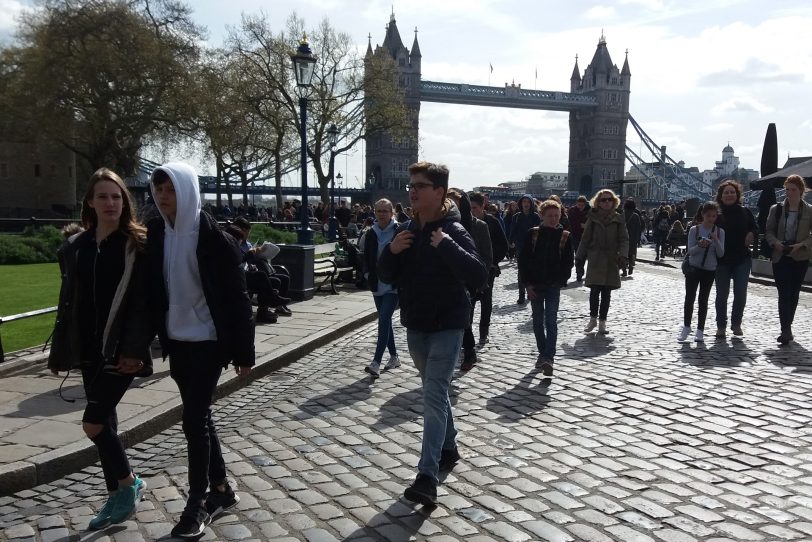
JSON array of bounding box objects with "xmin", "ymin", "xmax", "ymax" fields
[
  {"xmin": 576, "ymin": 209, "xmax": 630, "ymax": 289},
  {"xmin": 765, "ymin": 200, "xmax": 812, "ymax": 262}
]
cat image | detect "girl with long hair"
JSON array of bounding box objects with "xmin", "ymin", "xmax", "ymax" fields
[
  {"xmin": 714, "ymin": 180, "xmax": 758, "ymax": 338},
  {"xmin": 678, "ymin": 202, "xmax": 725, "ymax": 342},
  {"xmin": 49, "ymin": 168, "xmax": 152, "ymax": 529}
]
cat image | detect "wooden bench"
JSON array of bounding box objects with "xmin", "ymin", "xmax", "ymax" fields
[{"xmin": 314, "ymin": 256, "xmax": 355, "ymax": 294}]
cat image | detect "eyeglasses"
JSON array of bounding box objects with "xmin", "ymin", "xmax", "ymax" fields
[
  {"xmin": 599, "ymin": 198, "xmax": 614, "ymax": 203},
  {"xmin": 406, "ymin": 182, "xmax": 435, "ymax": 192}
]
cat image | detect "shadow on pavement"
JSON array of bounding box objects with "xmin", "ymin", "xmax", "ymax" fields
[
  {"xmin": 372, "ymin": 384, "xmax": 459, "ymax": 430},
  {"xmin": 676, "ymin": 337, "xmax": 756, "ymax": 367},
  {"xmin": 340, "ymin": 497, "xmax": 433, "ymax": 541},
  {"xmin": 763, "ymin": 341, "xmax": 812, "ymax": 368},
  {"xmin": 560, "ymin": 335, "xmax": 617, "ymax": 360},
  {"xmin": 295, "ymin": 377, "xmax": 374, "ymax": 419},
  {"xmin": 485, "ymin": 369, "xmax": 552, "ymax": 423}
]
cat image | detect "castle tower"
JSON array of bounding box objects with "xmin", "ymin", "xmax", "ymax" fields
[
  {"xmin": 567, "ymin": 34, "xmax": 631, "ymax": 196},
  {"xmin": 365, "ymin": 13, "xmax": 421, "ymax": 200}
]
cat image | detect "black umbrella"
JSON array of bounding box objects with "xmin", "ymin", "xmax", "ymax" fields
[{"xmin": 756, "ymin": 123, "xmax": 778, "ymax": 233}]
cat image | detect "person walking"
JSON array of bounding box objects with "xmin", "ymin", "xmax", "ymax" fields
[
  {"xmin": 714, "ymin": 179, "xmax": 758, "ymax": 338},
  {"xmin": 470, "ymin": 192, "xmax": 508, "ymax": 346},
  {"xmin": 653, "ymin": 207, "xmax": 671, "ymax": 261},
  {"xmin": 567, "ymin": 196, "xmax": 590, "ymax": 281},
  {"xmin": 678, "ymin": 202, "xmax": 725, "ymax": 342},
  {"xmin": 576, "ymin": 189, "xmax": 629, "ymax": 334},
  {"xmin": 147, "ymin": 163, "xmax": 255, "ymax": 538},
  {"xmin": 518, "ymin": 200, "xmax": 574, "ymax": 377},
  {"xmin": 361, "ymin": 198, "xmax": 401, "ymax": 376},
  {"xmin": 448, "ymin": 189, "xmax": 492, "ymax": 372},
  {"xmin": 378, "ymin": 161, "xmax": 487, "ymax": 506},
  {"xmin": 623, "ymin": 199, "xmax": 643, "ymax": 276},
  {"xmin": 509, "ymin": 195, "xmax": 541, "ymax": 304},
  {"xmin": 765, "ymin": 174, "xmax": 812, "ymax": 344},
  {"xmin": 49, "ymin": 168, "xmax": 152, "ymax": 530}
]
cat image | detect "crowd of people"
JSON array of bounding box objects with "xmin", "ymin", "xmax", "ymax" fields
[{"xmin": 48, "ymin": 160, "xmax": 811, "ymax": 530}]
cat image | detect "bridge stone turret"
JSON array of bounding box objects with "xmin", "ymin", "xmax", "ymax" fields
[
  {"xmin": 365, "ymin": 12, "xmax": 421, "ymax": 205},
  {"xmin": 568, "ymin": 34, "xmax": 631, "ymax": 196}
]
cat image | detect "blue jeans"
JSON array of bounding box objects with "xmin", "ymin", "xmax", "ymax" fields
[
  {"xmin": 373, "ymin": 293, "xmax": 398, "ymax": 363},
  {"xmin": 715, "ymin": 259, "xmax": 751, "ymax": 328},
  {"xmin": 530, "ymin": 287, "xmax": 560, "ymax": 359},
  {"xmin": 407, "ymin": 328, "xmax": 463, "ymax": 483}
]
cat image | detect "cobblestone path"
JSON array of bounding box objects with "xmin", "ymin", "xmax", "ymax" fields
[{"xmin": 3, "ymin": 263, "xmax": 812, "ymax": 542}]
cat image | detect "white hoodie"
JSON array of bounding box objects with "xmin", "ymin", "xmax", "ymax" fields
[{"xmin": 150, "ymin": 162, "xmax": 217, "ymax": 342}]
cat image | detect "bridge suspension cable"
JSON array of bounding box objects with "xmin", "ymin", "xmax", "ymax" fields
[{"xmin": 625, "ymin": 114, "xmax": 715, "ymax": 201}]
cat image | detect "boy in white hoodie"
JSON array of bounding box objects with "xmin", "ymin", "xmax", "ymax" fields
[{"xmin": 146, "ymin": 163, "xmax": 255, "ymax": 538}]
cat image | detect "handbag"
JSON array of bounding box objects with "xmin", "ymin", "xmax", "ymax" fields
[
  {"xmin": 759, "ymin": 203, "xmax": 782, "ymax": 258},
  {"xmin": 682, "ymin": 226, "xmax": 714, "ymax": 275}
]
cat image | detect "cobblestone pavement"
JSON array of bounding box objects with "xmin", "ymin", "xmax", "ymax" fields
[{"xmin": 3, "ymin": 262, "xmax": 812, "ymax": 542}]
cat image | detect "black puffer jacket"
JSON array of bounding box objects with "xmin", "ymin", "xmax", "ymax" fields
[
  {"xmin": 518, "ymin": 225, "xmax": 574, "ymax": 288},
  {"xmin": 49, "ymin": 230, "xmax": 153, "ymax": 375},
  {"xmin": 377, "ymin": 205, "xmax": 488, "ymax": 331},
  {"xmin": 146, "ymin": 211, "xmax": 256, "ymax": 367}
]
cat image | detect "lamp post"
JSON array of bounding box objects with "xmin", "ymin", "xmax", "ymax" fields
[
  {"xmin": 291, "ymin": 35, "xmax": 317, "ymax": 245},
  {"xmin": 327, "ymin": 123, "xmax": 340, "ymax": 241}
]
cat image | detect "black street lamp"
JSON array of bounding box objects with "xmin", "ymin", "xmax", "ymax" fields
[
  {"xmin": 291, "ymin": 35, "xmax": 317, "ymax": 245},
  {"xmin": 327, "ymin": 123, "xmax": 340, "ymax": 241}
]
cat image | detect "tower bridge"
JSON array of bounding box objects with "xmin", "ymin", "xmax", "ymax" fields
[{"xmin": 365, "ymin": 13, "xmax": 711, "ymax": 204}]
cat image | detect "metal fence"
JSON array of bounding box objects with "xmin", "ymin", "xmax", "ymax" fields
[{"xmin": 0, "ymin": 307, "xmax": 57, "ymax": 363}]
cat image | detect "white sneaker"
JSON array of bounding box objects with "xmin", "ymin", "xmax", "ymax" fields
[
  {"xmin": 677, "ymin": 325, "xmax": 690, "ymax": 341},
  {"xmin": 695, "ymin": 329, "xmax": 704, "ymax": 343},
  {"xmin": 384, "ymin": 355, "xmax": 401, "ymax": 370},
  {"xmin": 364, "ymin": 361, "xmax": 381, "ymax": 377},
  {"xmin": 584, "ymin": 318, "xmax": 598, "ymax": 333}
]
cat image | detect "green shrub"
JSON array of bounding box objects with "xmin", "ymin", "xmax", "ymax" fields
[
  {"xmin": 248, "ymin": 224, "xmax": 326, "ymax": 246},
  {"xmin": 0, "ymin": 225, "xmax": 66, "ymax": 264}
]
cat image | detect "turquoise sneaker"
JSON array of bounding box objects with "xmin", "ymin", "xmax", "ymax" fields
[
  {"xmin": 88, "ymin": 496, "xmax": 115, "ymax": 530},
  {"xmin": 109, "ymin": 476, "xmax": 147, "ymax": 524}
]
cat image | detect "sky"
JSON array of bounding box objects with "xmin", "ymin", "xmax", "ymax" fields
[{"xmin": 3, "ymin": 0, "xmax": 812, "ymax": 192}]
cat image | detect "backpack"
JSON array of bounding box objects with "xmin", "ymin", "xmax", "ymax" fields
[{"xmin": 657, "ymin": 217, "xmax": 670, "ymax": 232}]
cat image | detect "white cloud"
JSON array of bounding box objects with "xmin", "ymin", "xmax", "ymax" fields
[
  {"xmin": 703, "ymin": 123, "xmax": 734, "ymax": 132},
  {"xmin": 585, "ymin": 6, "xmax": 618, "ymax": 20},
  {"xmin": 0, "ymin": 0, "xmax": 25, "ymax": 42},
  {"xmin": 712, "ymin": 97, "xmax": 775, "ymax": 115}
]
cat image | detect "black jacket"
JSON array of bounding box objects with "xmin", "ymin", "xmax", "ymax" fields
[
  {"xmin": 716, "ymin": 203, "xmax": 758, "ymax": 265},
  {"xmin": 518, "ymin": 225, "xmax": 574, "ymax": 288},
  {"xmin": 146, "ymin": 211, "xmax": 255, "ymax": 367},
  {"xmin": 49, "ymin": 230, "xmax": 153, "ymax": 375},
  {"xmin": 377, "ymin": 205, "xmax": 488, "ymax": 332},
  {"xmin": 482, "ymin": 213, "xmax": 508, "ymax": 268}
]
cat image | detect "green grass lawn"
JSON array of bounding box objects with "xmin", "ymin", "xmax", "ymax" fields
[{"xmin": 0, "ymin": 263, "xmax": 61, "ymax": 354}]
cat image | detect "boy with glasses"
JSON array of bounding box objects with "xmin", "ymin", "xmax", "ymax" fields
[{"xmin": 378, "ymin": 162, "xmax": 487, "ymax": 505}]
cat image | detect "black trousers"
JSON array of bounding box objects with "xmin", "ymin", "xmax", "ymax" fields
[
  {"xmin": 82, "ymin": 366, "xmax": 135, "ymax": 492},
  {"xmin": 683, "ymin": 269, "xmax": 716, "ymax": 329},
  {"xmin": 462, "ymin": 273, "xmax": 495, "ymax": 351},
  {"xmin": 589, "ymin": 286, "xmax": 612, "ymax": 319},
  {"xmin": 246, "ymin": 269, "xmax": 281, "ymax": 307},
  {"xmin": 168, "ymin": 340, "xmax": 227, "ymax": 504},
  {"xmin": 773, "ymin": 257, "xmax": 808, "ymax": 333}
]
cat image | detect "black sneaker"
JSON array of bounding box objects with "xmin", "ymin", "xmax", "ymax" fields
[
  {"xmin": 535, "ymin": 355, "xmax": 554, "ymax": 377},
  {"xmin": 171, "ymin": 504, "xmax": 210, "ymax": 539},
  {"xmin": 404, "ymin": 474, "xmax": 437, "ymax": 506},
  {"xmin": 205, "ymin": 484, "xmax": 240, "ymax": 519},
  {"xmin": 438, "ymin": 446, "xmax": 461, "ymax": 472}
]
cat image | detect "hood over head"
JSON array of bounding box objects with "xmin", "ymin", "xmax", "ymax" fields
[
  {"xmin": 452, "ymin": 189, "xmax": 473, "ymax": 233},
  {"xmin": 150, "ymin": 162, "xmax": 201, "ymax": 233},
  {"xmin": 518, "ymin": 194, "xmax": 535, "ymax": 212}
]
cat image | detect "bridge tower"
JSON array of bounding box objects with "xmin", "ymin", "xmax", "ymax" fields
[
  {"xmin": 568, "ymin": 34, "xmax": 631, "ymax": 196},
  {"xmin": 365, "ymin": 13, "xmax": 421, "ymax": 203}
]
